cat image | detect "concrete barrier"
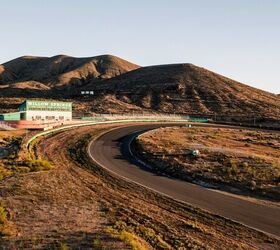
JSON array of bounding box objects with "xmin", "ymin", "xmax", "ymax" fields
[{"xmin": 26, "ymin": 119, "xmax": 189, "ymax": 149}]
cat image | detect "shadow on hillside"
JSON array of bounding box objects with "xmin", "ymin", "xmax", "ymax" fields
[{"xmin": 0, "ymin": 229, "xmax": 127, "ymax": 249}]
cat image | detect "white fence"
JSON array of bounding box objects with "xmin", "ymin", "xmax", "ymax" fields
[{"xmin": 81, "ymin": 113, "xmax": 189, "ymax": 121}]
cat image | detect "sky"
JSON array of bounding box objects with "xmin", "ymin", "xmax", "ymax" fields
[{"xmin": 0, "ymin": 0, "xmax": 279, "ymax": 93}]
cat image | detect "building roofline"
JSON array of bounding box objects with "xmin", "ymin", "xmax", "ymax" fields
[
  {"xmin": 0, "ymin": 112, "xmax": 21, "ymax": 115},
  {"xmin": 20, "ymin": 99, "xmax": 72, "ymax": 104}
]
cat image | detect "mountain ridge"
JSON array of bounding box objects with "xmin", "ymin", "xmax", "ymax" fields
[
  {"xmin": 84, "ymin": 63, "xmax": 279, "ymax": 117},
  {"xmin": 0, "ymin": 54, "xmax": 279, "ymax": 120},
  {"xmin": 0, "ymin": 54, "xmax": 140, "ymax": 88}
]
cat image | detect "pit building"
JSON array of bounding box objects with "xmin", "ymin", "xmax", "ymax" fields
[
  {"xmin": 0, "ymin": 100, "xmax": 72, "ymax": 122},
  {"xmin": 19, "ymin": 100, "xmax": 72, "ymax": 121}
]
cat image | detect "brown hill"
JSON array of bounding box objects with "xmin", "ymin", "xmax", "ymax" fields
[
  {"xmin": 0, "ymin": 55, "xmax": 279, "ymax": 122},
  {"xmin": 85, "ymin": 64, "xmax": 280, "ymax": 118},
  {"xmin": 0, "ymin": 54, "xmax": 139, "ymax": 89},
  {"xmin": 0, "ymin": 81, "xmax": 50, "ymax": 90}
]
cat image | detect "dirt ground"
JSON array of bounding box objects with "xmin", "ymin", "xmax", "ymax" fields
[
  {"xmin": 135, "ymin": 126, "xmax": 280, "ymax": 201},
  {"xmin": 0, "ymin": 124, "xmax": 279, "ymax": 249}
]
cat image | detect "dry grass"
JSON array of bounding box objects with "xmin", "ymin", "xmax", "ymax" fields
[
  {"xmin": 0, "ymin": 204, "xmax": 17, "ymax": 237},
  {"xmin": 0, "ymin": 129, "xmax": 53, "ymax": 181},
  {"xmin": 0, "ymin": 124, "xmax": 279, "ymax": 249},
  {"xmin": 0, "ymin": 130, "xmax": 26, "ymax": 139},
  {"xmin": 136, "ymin": 126, "xmax": 280, "ymax": 200},
  {"xmin": 106, "ymin": 226, "xmax": 153, "ymax": 250}
]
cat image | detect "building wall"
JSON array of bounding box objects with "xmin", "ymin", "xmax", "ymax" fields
[
  {"xmin": 23, "ymin": 110, "xmax": 72, "ymax": 121},
  {"xmin": 0, "ymin": 112, "xmax": 21, "ymax": 121},
  {"xmin": 20, "ymin": 100, "xmax": 72, "ymax": 113}
]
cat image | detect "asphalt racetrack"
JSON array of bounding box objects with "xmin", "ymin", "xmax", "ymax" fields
[{"xmin": 88, "ymin": 123, "xmax": 280, "ymax": 238}]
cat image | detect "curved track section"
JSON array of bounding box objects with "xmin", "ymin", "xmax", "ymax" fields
[{"xmin": 89, "ymin": 124, "xmax": 280, "ymax": 237}]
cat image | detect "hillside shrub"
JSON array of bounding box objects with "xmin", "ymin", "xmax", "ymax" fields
[
  {"xmin": 0, "ymin": 206, "xmax": 8, "ymax": 223},
  {"xmin": 25, "ymin": 159, "xmax": 52, "ymax": 171},
  {"xmin": 0, "ymin": 205, "xmax": 16, "ymax": 236}
]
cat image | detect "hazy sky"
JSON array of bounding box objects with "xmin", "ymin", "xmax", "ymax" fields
[{"xmin": 1, "ymin": 0, "xmax": 279, "ymax": 93}]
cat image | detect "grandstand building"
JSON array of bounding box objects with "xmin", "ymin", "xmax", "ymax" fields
[{"xmin": 19, "ymin": 100, "xmax": 72, "ymax": 121}]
